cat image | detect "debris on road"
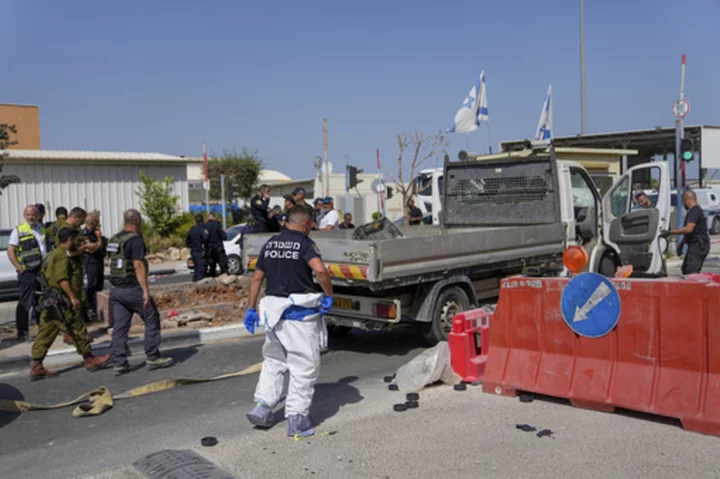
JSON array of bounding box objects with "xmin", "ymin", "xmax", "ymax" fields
[
  {"xmin": 519, "ymin": 394, "xmax": 535, "ymax": 403},
  {"xmin": 201, "ymin": 436, "xmax": 218, "ymax": 447},
  {"xmin": 388, "ymin": 384, "xmax": 399, "ymax": 391},
  {"xmin": 453, "ymin": 383, "xmax": 467, "ymax": 391},
  {"xmin": 516, "ymin": 424, "xmax": 537, "ymax": 432},
  {"xmin": 537, "ymin": 429, "xmax": 553, "ymax": 438},
  {"xmin": 393, "ymin": 403, "xmax": 408, "ymax": 412},
  {"xmin": 383, "ymin": 374, "xmax": 395, "ymax": 383},
  {"xmin": 406, "ymin": 400, "xmax": 419, "ymax": 409},
  {"xmin": 394, "ymin": 341, "xmax": 461, "ymax": 393},
  {"xmin": 406, "ymin": 392, "xmax": 419, "ymax": 401}
]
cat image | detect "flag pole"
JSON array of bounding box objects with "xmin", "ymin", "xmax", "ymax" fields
[{"xmin": 203, "ymin": 140, "xmax": 210, "ymax": 216}]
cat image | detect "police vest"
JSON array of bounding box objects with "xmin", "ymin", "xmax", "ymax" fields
[
  {"xmin": 107, "ymin": 231, "xmax": 144, "ymax": 280},
  {"xmin": 16, "ymin": 223, "xmax": 46, "ymax": 271}
]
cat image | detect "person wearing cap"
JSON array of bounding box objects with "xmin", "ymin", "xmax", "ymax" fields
[
  {"xmin": 293, "ymin": 187, "xmax": 316, "ymax": 226},
  {"xmin": 268, "ymin": 205, "xmax": 283, "ymax": 232},
  {"xmin": 250, "ymin": 184, "xmax": 271, "ymax": 233},
  {"xmin": 279, "ymin": 194, "xmax": 296, "ymax": 230},
  {"xmin": 318, "ymin": 197, "xmax": 340, "ymax": 230}
]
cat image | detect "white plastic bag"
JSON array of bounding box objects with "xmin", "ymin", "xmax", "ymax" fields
[{"xmin": 395, "ymin": 341, "xmax": 461, "ymax": 393}]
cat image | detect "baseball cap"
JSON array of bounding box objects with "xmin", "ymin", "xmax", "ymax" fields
[
  {"xmin": 292, "ymin": 187, "xmax": 306, "ymax": 195},
  {"xmin": 313, "ymin": 198, "xmax": 325, "ymax": 206},
  {"xmin": 283, "ymin": 194, "xmax": 296, "ymax": 204},
  {"xmin": 34, "ymin": 203, "xmax": 46, "ymax": 215},
  {"xmin": 324, "ymin": 197, "xmax": 334, "ymax": 204}
]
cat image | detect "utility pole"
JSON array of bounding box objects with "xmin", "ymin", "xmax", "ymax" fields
[
  {"xmin": 579, "ymin": 0, "xmax": 587, "ymax": 135},
  {"xmin": 220, "ymin": 174, "xmax": 226, "ymax": 230},
  {"xmin": 323, "ymin": 118, "xmax": 330, "ymax": 197},
  {"xmin": 675, "ymin": 54, "xmax": 687, "ymax": 233},
  {"xmin": 345, "ymin": 156, "xmax": 350, "ymax": 216}
]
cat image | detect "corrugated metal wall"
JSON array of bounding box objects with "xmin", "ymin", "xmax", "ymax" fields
[{"xmin": 0, "ymin": 161, "xmax": 190, "ymax": 235}]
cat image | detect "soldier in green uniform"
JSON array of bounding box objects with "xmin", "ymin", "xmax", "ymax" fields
[
  {"xmin": 30, "ymin": 227, "xmax": 110, "ymax": 380},
  {"xmin": 47, "ymin": 206, "xmax": 68, "ymax": 251}
]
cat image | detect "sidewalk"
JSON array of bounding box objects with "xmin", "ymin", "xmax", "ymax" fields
[
  {"xmin": 0, "ymin": 321, "xmax": 263, "ymax": 374},
  {"xmin": 0, "ymin": 260, "xmax": 189, "ymax": 327}
]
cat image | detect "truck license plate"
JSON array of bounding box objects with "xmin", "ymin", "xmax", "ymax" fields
[{"xmin": 333, "ymin": 298, "xmax": 353, "ymax": 310}]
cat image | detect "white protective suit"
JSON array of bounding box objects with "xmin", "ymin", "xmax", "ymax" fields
[{"xmin": 254, "ymin": 293, "xmax": 327, "ymax": 417}]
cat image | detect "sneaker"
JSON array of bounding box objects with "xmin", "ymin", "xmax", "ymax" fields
[
  {"xmin": 113, "ymin": 363, "xmax": 131, "ymax": 376},
  {"xmin": 146, "ymin": 357, "xmax": 174, "ymax": 370},
  {"xmin": 287, "ymin": 414, "xmax": 314, "ymax": 438},
  {"xmin": 246, "ymin": 401, "xmax": 275, "ymax": 428}
]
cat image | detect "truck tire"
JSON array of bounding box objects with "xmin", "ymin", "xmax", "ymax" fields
[
  {"xmin": 227, "ymin": 255, "xmax": 242, "ymax": 275},
  {"xmin": 712, "ymin": 217, "xmax": 720, "ymax": 235},
  {"xmin": 599, "ymin": 254, "xmax": 617, "ymax": 278},
  {"xmin": 327, "ymin": 324, "xmax": 352, "ymax": 338},
  {"xmin": 423, "ymin": 286, "xmax": 470, "ymax": 346}
]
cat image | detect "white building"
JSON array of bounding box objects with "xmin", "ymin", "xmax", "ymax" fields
[{"xmin": 0, "ymin": 149, "xmax": 201, "ymax": 235}]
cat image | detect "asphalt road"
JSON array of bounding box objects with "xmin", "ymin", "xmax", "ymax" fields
[{"xmin": 0, "ymin": 327, "xmax": 426, "ymax": 479}]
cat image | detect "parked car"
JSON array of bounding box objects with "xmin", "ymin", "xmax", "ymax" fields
[{"xmin": 0, "ymin": 228, "xmax": 19, "ymax": 300}]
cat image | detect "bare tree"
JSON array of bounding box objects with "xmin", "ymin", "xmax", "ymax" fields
[{"xmin": 380, "ymin": 130, "xmax": 449, "ymax": 227}]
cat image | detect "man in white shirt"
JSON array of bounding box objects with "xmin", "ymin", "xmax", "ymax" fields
[
  {"xmin": 7, "ymin": 205, "xmax": 48, "ymax": 341},
  {"xmin": 318, "ymin": 197, "xmax": 340, "ymax": 230}
]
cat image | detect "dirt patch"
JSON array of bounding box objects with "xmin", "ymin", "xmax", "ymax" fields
[{"xmin": 152, "ymin": 277, "xmax": 251, "ymax": 324}]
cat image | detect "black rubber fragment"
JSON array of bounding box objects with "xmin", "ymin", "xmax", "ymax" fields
[
  {"xmin": 393, "ymin": 403, "xmax": 408, "ymax": 412},
  {"xmin": 519, "ymin": 394, "xmax": 535, "ymax": 403},
  {"xmin": 388, "ymin": 384, "xmax": 399, "ymax": 391},
  {"xmin": 201, "ymin": 436, "xmax": 218, "ymax": 447},
  {"xmin": 515, "ymin": 424, "xmax": 537, "ymax": 432},
  {"xmin": 406, "ymin": 400, "xmax": 419, "ymax": 409},
  {"xmin": 406, "ymin": 392, "xmax": 420, "ymax": 401},
  {"xmin": 537, "ymin": 429, "xmax": 553, "ymax": 438},
  {"xmin": 383, "ymin": 375, "xmax": 395, "ymax": 383},
  {"xmin": 453, "ymin": 383, "xmax": 467, "ymax": 391}
]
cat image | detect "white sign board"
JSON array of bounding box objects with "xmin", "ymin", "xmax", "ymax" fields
[{"xmin": 672, "ymin": 99, "xmax": 690, "ymax": 119}]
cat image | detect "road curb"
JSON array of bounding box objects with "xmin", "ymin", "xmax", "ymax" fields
[{"xmin": 0, "ymin": 324, "xmax": 264, "ymax": 374}]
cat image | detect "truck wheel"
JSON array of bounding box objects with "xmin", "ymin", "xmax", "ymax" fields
[
  {"xmin": 423, "ymin": 287, "xmax": 470, "ymax": 346},
  {"xmin": 712, "ymin": 217, "xmax": 720, "ymax": 235},
  {"xmin": 599, "ymin": 254, "xmax": 617, "ymax": 278},
  {"xmin": 227, "ymin": 255, "xmax": 242, "ymax": 275},
  {"xmin": 327, "ymin": 325, "xmax": 352, "ymax": 338}
]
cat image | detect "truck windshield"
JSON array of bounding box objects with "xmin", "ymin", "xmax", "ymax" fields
[{"xmin": 415, "ymin": 174, "xmax": 433, "ymax": 196}]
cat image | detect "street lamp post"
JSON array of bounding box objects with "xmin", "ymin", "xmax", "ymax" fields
[{"xmin": 580, "ymin": 0, "xmax": 587, "ymax": 135}]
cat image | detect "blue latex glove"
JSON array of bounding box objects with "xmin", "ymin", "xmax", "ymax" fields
[
  {"xmin": 244, "ymin": 308, "xmax": 259, "ymax": 334},
  {"xmin": 319, "ymin": 296, "xmax": 333, "ymax": 316}
]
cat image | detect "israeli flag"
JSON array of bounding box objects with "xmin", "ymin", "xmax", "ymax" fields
[
  {"xmin": 449, "ymin": 71, "xmax": 489, "ymax": 133},
  {"xmin": 535, "ymin": 84, "xmax": 553, "ymax": 140}
]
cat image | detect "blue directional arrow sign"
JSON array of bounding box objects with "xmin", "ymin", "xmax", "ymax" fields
[{"xmin": 560, "ymin": 272, "xmax": 621, "ymax": 338}]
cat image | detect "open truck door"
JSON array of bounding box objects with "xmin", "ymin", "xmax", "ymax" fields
[{"xmin": 602, "ymin": 162, "xmax": 671, "ymax": 276}]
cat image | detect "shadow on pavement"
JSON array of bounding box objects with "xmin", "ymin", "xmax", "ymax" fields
[
  {"xmin": 0, "ymin": 383, "xmax": 24, "ymax": 429},
  {"xmin": 328, "ymin": 326, "xmax": 426, "ymax": 357},
  {"xmin": 311, "ymin": 375, "xmax": 363, "ymax": 427},
  {"xmin": 0, "ymin": 338, "xmax": 22, "ymax": 352}
]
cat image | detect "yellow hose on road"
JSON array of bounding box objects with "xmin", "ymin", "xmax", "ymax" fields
[{"xmin": 0, "ymin": 362, "xmax": 262, "ymax": 418}]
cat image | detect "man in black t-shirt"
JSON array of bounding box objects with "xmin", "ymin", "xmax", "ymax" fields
[
  {"xmin": 665, "ymin": 190, "xmax": 710, "ymax": 275},
  {"xmin": 244, "ymin": 206, "xmax": 333, "ymax": 438},
  {"xmin": 407, "ymin": 199, "xmax": 424, "ymax": 225},
  {"xmin": 205, "ymin": 213, "xmax": 228, "ymax": 277},
  {"xmin": 107, "ymin": 209, "xmax": 174, "ymax": 376},
  {"xmin": 250, "ymin": 184, "xmax": 271, "ymax": 233}
]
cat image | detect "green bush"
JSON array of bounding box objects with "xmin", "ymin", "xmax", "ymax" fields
[{"xmin": 175, "ymin": 212, "xmax": 197, "ymax": 239}]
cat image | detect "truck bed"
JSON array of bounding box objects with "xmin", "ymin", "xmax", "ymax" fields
[{"xmin": 243, "ymin": 222, "xmax": 566, "ymax": 288}]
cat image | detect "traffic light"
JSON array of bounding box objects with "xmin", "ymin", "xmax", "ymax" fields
[
  {"xmin": 348, "ymin": 165, "xmax": 364, "ymax": 189},
  {"xmin": 386, "ymin": 186, "xmax": 394, "ymax": 199},
  {"xmin": 680, "ymin": 138, "xmax": 694, "ymax": 162}
]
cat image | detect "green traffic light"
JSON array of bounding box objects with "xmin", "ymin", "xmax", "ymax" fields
[{"xmin": 683, "ymin": 151, "xmax": 693, "ymax": 161}]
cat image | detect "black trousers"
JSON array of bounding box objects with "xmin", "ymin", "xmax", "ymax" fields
[
  {"xmin": 682, "ymin": 241, "xmax": 710, "ymax": 275},
  {"xmin": 85, "ymin": 258, "xmax": 105, "ymax": 318},
  {"xmin": 16, "ymin": 270, "xmax": 39, "ymax": 336},
  {"xmin": 110, "ymin": 287, "xmax": 162, "ymax": 368},
  {"xmin": 207, "ymin": 246, "xmax": 228, "ymax": 277},
  {"xmin": 191, "ymin": 249, "xmax": 206, "ymax": 282}
]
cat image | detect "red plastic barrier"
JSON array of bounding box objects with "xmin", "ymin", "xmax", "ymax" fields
[
  {"xmin": 483, "ymin": 275, "xmax": 720, "ymax": 436},
  {"xmin": 449, "ymin": 308, "xmax": 490, "ymax": 383}
]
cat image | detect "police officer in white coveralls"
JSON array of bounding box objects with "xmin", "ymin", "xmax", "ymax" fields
[{"xmin": 244, "ymin": 205, "xmax": 334, "ymax": 438}]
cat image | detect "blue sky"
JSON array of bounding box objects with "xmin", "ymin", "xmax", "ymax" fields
[{"xmin": 3, "ymin": 0, "xmax": 720, "ymax": 180}]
